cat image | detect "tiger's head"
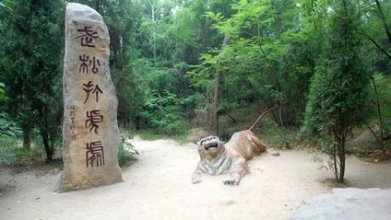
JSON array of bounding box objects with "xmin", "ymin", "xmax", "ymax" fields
[{"xmin": 196, "ymin": 135, "xmax": 225, "ymax": 160}]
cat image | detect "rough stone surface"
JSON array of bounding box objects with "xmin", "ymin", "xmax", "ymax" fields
[
  {"xmin": 56, "ymin": 3, "xmax": 122, "ymax": 192},
  {"xmin": 290, "ymin": 188, "xmax": 391, "ymax": 220}
]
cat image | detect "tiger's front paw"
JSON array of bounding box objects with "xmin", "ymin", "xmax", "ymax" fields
[
  {"xmin": 223, "ymin": 178, "xmax": 240, "ymax": 185},
  {"xmin": 192, "ymin": 174, "xmax": 202, "ymax": 184}
]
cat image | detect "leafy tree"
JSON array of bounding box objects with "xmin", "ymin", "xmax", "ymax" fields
[
  {"xmin": 358, "ymin": 0, "xmax": 391, "ymax": 141},
  {"xmin": 359, "ymin": 0, "xmax": 391, "ymax": 61},
  {"xmin": 302, "ymin": 0, "xmax": 371, "ymax": 182},
  {"xmin": 0, "ymin": 82, "xmax": 21, "ymax": 141},
  {"xmin": 0, "ymin": 0, "xmax": 64, "ymax": 160},
  {"xmin": 141, "ymin": 89, "xmax": 190, "ymax": 134},
  {"xmin": 0, "ymin": 0, "xmax": 35, "ymax": 149},
  {"xmin": 188, "ymin": 0, "xmax": 316, "ymax": 131}
]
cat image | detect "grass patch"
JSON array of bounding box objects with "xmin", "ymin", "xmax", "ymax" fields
[
  {"xmin": 354, "ymin": 150, "xmax": 373, "ymax": 158},
  {"xmin": 134, "ymin": 128, "xmax": 190, "ymax": 144},
  {"xmin": 0, "ymin": 136, "xmax": 64, "ymax": 174},
  {"xmin": 133, "ymin": 129, "xmax": 167, "ymax": 140},
  {"xmin": 257, "ymin": 121, "xmax": 300, "ymax": 149},
  {"xmin": 217, "ymin": 106, "xmax": 301, "ymax": 149},
  {"xmin": 0, "ymin": 142, "xmax": 49, "ymax": 166}
]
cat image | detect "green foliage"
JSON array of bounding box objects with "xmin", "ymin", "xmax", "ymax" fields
[
  {"xmin": 0, "ymin": 116, "xmax": 50, "ymax": 166},
  {"xmin": 359, "ymin": 0, "xmax": 391, "ymax": 74},
  {"xmin": 303, "ymin": 3, "xmax": 371, "ymax": 137},
  {"xmin": 302, "ymin": 0, "xmax": 371, "ymax": 182},
  {"xmin": 0, "ymin": 144, "xmax": 48, "ymax": 166},
  {"xmin": 134, "ymin": 129, "xmax": 168, "ymax": 141},
  {"xmin": 374, "ymin": 74, "xmax": 391, "ymax": 118},
  {"xmin": 0, "ymin": 113, "xmax": 22, "ymax": 139},
  {"xmin": 112, "ymin": 65, "xmax": 146, "ymax": 128},
  {"xmin": 0, "ymin": 114, "xmax": 60, "ymax": 166},
  {"xmin": 0, "ymin": 0, "xmax": 64, "ymax": 160},
  {"xmin": 0, "ymin": 113, "xmax": 22, "ymax": 165},
  {"xmin": 118, "ymin": 134, "xmax": 139, "ymax": 167},
  {"xmin": 134, "ymin": 129, "xmax": 189, "ymax": 143},
  {"xmin": 132, "ymin": 57, "xmax": 192, "ymax": 133},
  {"xmin": 373, "ymin": 74, "xmax": 391, "ymax": 138},
  {"xmin": 141, "ymin": 89, "xmax": 191, "ymax": 135},
  {"xmin": 255, "ymin": 118, "xmax": 298, "ymax": 149},
  {"xmin": 187, "ymin": 0, "xmax": 317, "ymax": 126}
]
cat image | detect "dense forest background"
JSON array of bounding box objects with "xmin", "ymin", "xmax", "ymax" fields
[{"xmin": 0, "ymin": 0, "xmax": 390, "ymax": 181}]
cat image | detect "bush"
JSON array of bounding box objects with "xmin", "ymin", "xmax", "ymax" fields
[
  {"xmin": 118, "ymin": 134, "xmax": 139, "ymax": 166},
  {"xmin": 301, "ymin": 1, "xmax": 370, "ymax": 183},
  {"xmin": 141, "ymin": 90, "xmax": 191, "ymax": 135},
  {"xmin": 0, "ymin": 113, "xmax": 22, "ymax": 165}
]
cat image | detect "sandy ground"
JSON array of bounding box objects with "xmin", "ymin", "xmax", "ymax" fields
[{"xmin": 1, "ymin": 137, "xmax": 391, "ymax": 220}]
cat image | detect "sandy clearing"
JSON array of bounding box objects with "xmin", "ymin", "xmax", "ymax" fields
[{"xmin": 1, "ymin": 137, "xmax": 391, "ymax": 220}]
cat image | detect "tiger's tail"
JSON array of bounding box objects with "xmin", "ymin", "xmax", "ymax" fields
[{"xmin": 248, "ymin": 105, "xmax": 279, "ymax": 131}]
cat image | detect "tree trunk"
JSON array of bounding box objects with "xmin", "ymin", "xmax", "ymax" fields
[
  {"xmin": 278, "ymin": 103, "xmax": 284, "ymax": 128},
  {"xmin": 212, "ymin": 72, "xmax": 221, "ymax": 134},
  {"xmin": 40, "ymin": 103, "xmax": 54, "ymax": 162},
  {"xmin": 136, "ymin": 116, "xmax": 141, "ymax": 130},
  {"xmin": 22, "ymin": 124, "xmax": 32, "ymax": 150},
  {"xmin": 333, "ymin": 124, "xmax": 347, "ymax": 183},
  {"xmin": 371, "ymin": 77, "xmax": 385, "ymax": 140},
  {"xmin": 212, "ymin": 33, "xmax": 230, "ymax": 135},
  {"xmin": 332, "ymin": 145, "xmax": 339, "ymax": 182},
  {"xmin": 41, "ymin": 129, "xmax": 54, "ymax": 162},
  {"xmin": 361, "ymin": 32, "xmax": 391, "ymax": 60},
  {"xmin": 110, "ymin": 27, "xmax": 123, "ymax": 69},
  {"xmin": 151, "ymin": 0, "xmax": 157, "ymax": 66},
  {"xmin": 337, "ymin": 138, "xmax": 346, "ymax": 183}
]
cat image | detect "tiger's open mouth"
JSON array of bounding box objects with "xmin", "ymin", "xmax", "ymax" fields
[{"xmin": 204, "ymin": 142, "xmax": 218, "ymax": 150}]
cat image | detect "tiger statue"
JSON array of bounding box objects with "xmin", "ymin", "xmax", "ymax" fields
[{"xmin": 192, "ymin": 106, "xmax": 278, "ymax": 185}]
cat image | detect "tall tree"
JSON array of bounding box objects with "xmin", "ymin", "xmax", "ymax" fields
[
  {"xmin": 188, "ymin": 0, "xmax": 313, "ymax": 129},
  {"xmin": 0, "ymin": 0, "xmax": 64, "ymax": 160},
  {"xmin": 0, "ymin": 0, "xmax": 34, "ymax": 149},
  {"xmin": 211, "ymin": 33, "xmax": 229, "ymax": 134},
  {"xmin": 302, "ymin": 0, "xmax": 371, "ymax": 182}
]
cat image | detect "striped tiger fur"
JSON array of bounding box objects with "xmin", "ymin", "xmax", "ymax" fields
[{"xmin": 192, "ymin": 106, "xmax": 278, "ymax": 185}]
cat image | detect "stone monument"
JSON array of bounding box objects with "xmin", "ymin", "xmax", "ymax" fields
[{"xmin": 56, "ymin": 2, "xmax": 122, "ymax": 192}]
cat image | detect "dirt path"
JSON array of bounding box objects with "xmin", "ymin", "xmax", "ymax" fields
[{"xmin": 1, "ymin": 137, "xmax": 391, "ymax": 220}]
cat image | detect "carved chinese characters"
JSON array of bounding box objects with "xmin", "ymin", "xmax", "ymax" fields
[
  {"xmin": 83, "ymin": 81, "xmax": 103, "ymax": 103},
  {"xmin": 56, "ymin": 3, "xmax": 122, "ymax": 192},
  {"xmin": 76, "ymin": 26, "xmax": 99, "ymax": 47}
]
